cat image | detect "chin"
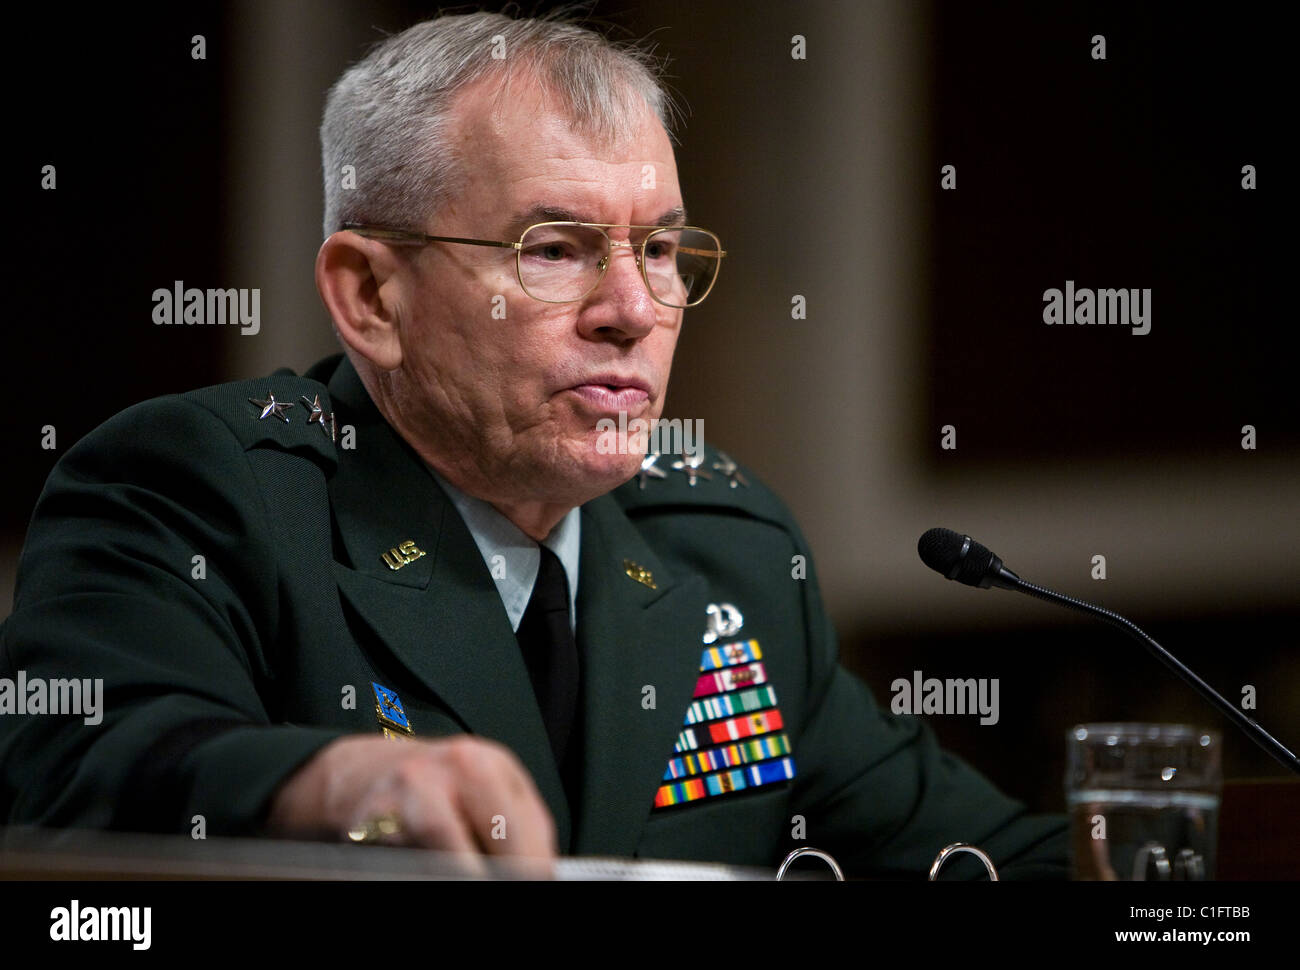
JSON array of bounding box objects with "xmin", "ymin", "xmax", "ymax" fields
[
  {"xmin": 553, "ymin": 432, "xmax": 642, "ymax": 498},
  {"xmin": 574, "ymin": 449, "xmax": 642, "ymax": 492}
]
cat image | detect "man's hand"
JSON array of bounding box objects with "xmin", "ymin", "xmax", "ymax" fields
[{"xmin": 265, "ymin": 735, "xmax": 557, "ymax": 874}]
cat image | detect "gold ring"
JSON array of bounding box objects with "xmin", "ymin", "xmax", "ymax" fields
[{"xmin": 347, "ymin": 812, "xmax": 403, "ymax": 843}]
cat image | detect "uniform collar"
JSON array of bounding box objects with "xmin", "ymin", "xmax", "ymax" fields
[{"xmin": 428, "ymin": 468, "xmax": 581, "ymax": 635}]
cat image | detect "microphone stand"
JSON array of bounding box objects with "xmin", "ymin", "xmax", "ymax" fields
[{"xmin": 1008, "ymin": 576, "xmax": 1300, "ymax": 775}]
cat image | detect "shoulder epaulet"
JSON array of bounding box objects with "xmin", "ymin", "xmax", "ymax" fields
[
  {"xmin": 612, "ymin": 442, "xmax": 795, "ymax": 532},
  {"xmin": 182, "ymin": 367, "xmax": 339, "ymax": 466}
]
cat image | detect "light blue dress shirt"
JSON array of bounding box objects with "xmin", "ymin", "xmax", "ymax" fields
[{"xmin": 428, "ymin": 469, "xmax": 581, "ymax": 635}]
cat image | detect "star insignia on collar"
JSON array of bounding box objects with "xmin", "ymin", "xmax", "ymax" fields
[
  {"xmin": 300, "ymin": 394, "xmax": 337, "ymax": 442},
  {"xmin": 711, "ymin": 451, "xmax": 749, "ymax": 488},
  {"xmin": 670, "ymin": 453, "xmax": 712, "ymax": 486},
  {"xmin": 248, "ymin": 392, "xmax": 293, "ymax": 423},
  {"xmin": 637, "ymin": 452, "xmax": 668, "ymax": 488}
]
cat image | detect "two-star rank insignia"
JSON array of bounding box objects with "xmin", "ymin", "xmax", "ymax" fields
[
  {"xmin": 372, "ymin": 682, "xmax": 414, "ymax": 740},
  {"xmin": 247, "ymin": 390, "xmax": 337, "ymax": 440},
  {"xmin": 248, "ymin": 392, "xmax": 294, "ymax": 423},
  {"xmin": 637, "ymin": 451, "xmax": 751, "ymax": 489}
]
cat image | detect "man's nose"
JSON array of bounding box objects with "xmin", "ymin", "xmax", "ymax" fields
[{"xmin": 579, "ymin": 243, "xmax": 660, "ymax": 340}]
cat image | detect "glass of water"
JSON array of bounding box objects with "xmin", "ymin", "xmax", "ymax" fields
[{"xmin": 1067, "ymin": 723, "xmax": 1221, "ymax": 880}]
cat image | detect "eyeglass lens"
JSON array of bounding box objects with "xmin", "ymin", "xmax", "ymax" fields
[{"xmin": 517, "ymin": 224, "xmax": 720, "ymax": 307}]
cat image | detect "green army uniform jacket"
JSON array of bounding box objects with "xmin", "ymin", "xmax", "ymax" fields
[{"xmin": 0, "ymin": 354, "xmax": 1066, "ymax": 877}]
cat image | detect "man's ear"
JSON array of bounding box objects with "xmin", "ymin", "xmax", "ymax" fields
[{"xmin": 315, "ymin": 232, "xmax": 405, "ymax": 371}]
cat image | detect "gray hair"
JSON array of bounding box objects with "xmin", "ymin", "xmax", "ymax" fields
[{"xmin": 320, "ymin": 11, "xmax": 676, "ymax": 239}]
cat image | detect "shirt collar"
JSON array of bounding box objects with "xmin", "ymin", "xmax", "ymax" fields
[{"xmin": 428, "ymin": 468, "xmax": 581, "ymax": 634}]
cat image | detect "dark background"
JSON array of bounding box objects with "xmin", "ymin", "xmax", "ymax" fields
[{"xmin": 5, "ymin": 1, "xmax": 1296, "ymax": 818}]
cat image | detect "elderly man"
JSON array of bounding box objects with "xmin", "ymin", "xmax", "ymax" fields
[{"xmin": 0, "ymin": 13, "xmax": 1065, "ymax": 877}]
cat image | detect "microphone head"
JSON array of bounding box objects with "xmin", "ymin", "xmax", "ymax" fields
[{"xmin": 918, "ymin": 527, "xmax": 998, "ymax": 587}]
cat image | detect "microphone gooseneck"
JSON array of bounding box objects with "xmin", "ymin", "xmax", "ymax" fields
[{"xmin": 918, "ymin": 527, "xmax": 1300, "ymax": 774}]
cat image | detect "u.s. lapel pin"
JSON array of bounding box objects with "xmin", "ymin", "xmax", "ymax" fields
[
  {"xmin": 372, "ymin": 682, "xmax": 414, "ymax": 739},
  {"xmin": 381, "ymin": 539, "xmax": 426, "ymax": 571},
  {"xmin": 623, "ymin": 559, "xmax": 657, "ymax": 589}
]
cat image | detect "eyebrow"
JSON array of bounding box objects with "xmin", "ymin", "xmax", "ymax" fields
[{"xmin": 505, "ymin": 203, "xmax": 689, "ymax": 234}]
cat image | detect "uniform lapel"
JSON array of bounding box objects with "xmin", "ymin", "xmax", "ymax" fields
[
  {"xmin": 323, "ymin": 359, "xmax": 570, "ymax": 846},
  {"xmin": 570, "ymin": 494, "xmax": 709, "ymax": 857}
]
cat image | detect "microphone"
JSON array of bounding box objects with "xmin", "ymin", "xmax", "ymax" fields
[
  {"xmin": 917, "ymin": 527, "xmax": 1300, "ymax": 774},
  {"xmin": 918, "ymin": 527, "xmax": 1021, "ymax": 590}
]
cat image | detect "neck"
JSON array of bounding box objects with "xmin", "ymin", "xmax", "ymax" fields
[
  {"xmin": 483, "ymin": 499, "xmax": 574, "ymax": 543},
  {"xmin": 420, "ymin": 446, "xmax": 579, "ymax": 542},
  {"xmin": 359, "ymin": 366, "xmax": 584, "ymax": 541},
  {"xmin": 419, "ymin": 443, "xmax": 578, "ymax": 540}
]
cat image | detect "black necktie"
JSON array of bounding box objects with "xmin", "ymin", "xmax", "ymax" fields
[{"xmin": 515, "ymin": 546, "xmax": 580, "ymax": 783}]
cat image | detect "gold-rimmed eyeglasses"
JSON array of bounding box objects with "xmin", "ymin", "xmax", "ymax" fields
[{"xmin": 343, "ymin": 221, "xmax": 726, "ymax": 309}]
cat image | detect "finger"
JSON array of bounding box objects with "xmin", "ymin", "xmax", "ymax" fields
[
  {"xmin": 451, "ymin": 741, "xmax": 557, "ymax": 865},
  {"xmin": 397, "ymin": 772, "xmax": 494, "ymax": 878},
  {"xmin": 352, "ymin": 757, "xmax": 489, "ymax": 875}
]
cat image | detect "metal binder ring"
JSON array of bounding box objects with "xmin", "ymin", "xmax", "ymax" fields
[
  {"xmin": 1174, "ymin": 847, "xmax": 1205, "ymax": 881},
  {"xmin": 928, "ymin": 842, "xmax": 1000, "ymax": 881},
  {"xmin": 1132, "ymin": 842, "xmax": 1172, "ymax": 881},
  {"xmin": 776, "ymin": 847, "xmax": 845, "ymax": 881}
]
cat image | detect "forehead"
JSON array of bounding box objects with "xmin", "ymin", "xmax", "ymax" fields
[{"xmin": 442, "ymin": 74, "xmax": 681, "ymax": 228}]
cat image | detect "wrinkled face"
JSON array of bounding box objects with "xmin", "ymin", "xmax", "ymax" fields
[{"xmin": 390, "ymin": 77, "xmax": 685, "ymax": 509}]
